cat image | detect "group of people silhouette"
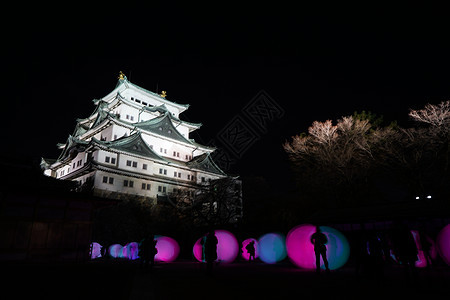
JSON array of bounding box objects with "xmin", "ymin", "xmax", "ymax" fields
[{"xmin": 134, "ymin": 221, "xmax": 427, "ymax": 280}]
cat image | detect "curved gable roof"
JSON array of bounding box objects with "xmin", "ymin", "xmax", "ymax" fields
[
  {"xmin": 133, "ymin": 112, "xmax": 193, "ymax": 145},
  {"xmin": 93, "ymin": 132, "xmax": 166, "ymax": 161},
  {"xmin": 187, "ymin": 153, "xmax": 227, "ymax": 176}
]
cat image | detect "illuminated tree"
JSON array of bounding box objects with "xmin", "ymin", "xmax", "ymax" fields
[
  {"xmin": 385, "ymin": 101, "xmax": 450, "ymax": 198},
  {"xmin": 284, "ymin": 113, "xmax": 396, "ymax": 208},
  {"xmin": 409, "ymin": 100, "xmax": 450, "ymax": 128}
]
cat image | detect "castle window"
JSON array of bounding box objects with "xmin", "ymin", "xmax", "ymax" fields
[
  {"xmin": 111, "ymin": 157, "xmax": 116, "ymax": 164},
  {"xmin": 108, "ymin": 177, "xmax": 114, "ymax": 184},
  {"xmin": 105, "ymin": 156, "xmax": 110, "ymax": 163},
  {"xmin": 124, "ymin": 180, "xmax": 129, "ymax": 187},
  {"xmin": 143, "ymin": 164, "xmax": 147, "ymax": 170},
  {"xmin": 132, "ymin": 161, "xmax": 137, "ymax": 168},
  {"xmin": 103, "ymin": 176, "xmax": 108, "ymax": 183}
]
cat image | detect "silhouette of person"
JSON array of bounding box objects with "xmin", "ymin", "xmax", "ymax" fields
[
  {"xmin": 418, "ymin": 229, "xmax": 433, "ymax": 268},
  {"xmin": 246, "ymin": 241, "xmax": 256, "ymax": 262},
  {"xmin": 391, "ymin": 222, "xmax": 418, "ymax": 283},
  {"xmin": 352, "ymin": 225, "xmax": 369, "ymax": 277},
  {"xmin": 140, "ymin": 235, "xmax": 158, "ymax": 270},
  {"xmin": 367, "ymin": 232, "xmax": 385, "ymax": 283},
  {"xmin": 140, "ymin": 236, "xmax": 151, "ymax": 270},
  {"xmin": 204, "ymin": 231, "xmax": 218, "ymax": 275},
  {"xmin": 310, "ymin": 226, "xmax": 330, "ymax": 273},
  {"xmin": 150, "ymin": 237, "xmax": 158, "ymax": 267},
  {"xmin": 200, "ymin": 235, "xmax": 207, "ymax": 262}
]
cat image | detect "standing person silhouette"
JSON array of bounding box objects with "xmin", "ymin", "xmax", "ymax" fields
[
  {"xmin": 150, "ymin": 236, "xmax": 158, "ymax": 268},
  {"xmin": 246, "ymin": 241, "xmax": 256, "ymax": 262},
  {"xmin": 391, "ymin": 222, "xmax": 418, "ymax": 283},
  {"xmin": 311, "ymin": 226, "xmax": 330, "ymax": 273},
  {"xmin": 204, "ymin": 231, "xmax": 218, "ymax": 275}
]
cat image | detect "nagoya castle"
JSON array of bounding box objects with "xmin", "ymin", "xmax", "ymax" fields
[{"xmin": 42, "ymin": 72, "xmax": 229, "ymax": 202}]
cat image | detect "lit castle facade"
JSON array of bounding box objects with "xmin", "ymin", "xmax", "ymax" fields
[{"xmin": 42, "ymin": 72, "xmax": 230, "ymax": 203}]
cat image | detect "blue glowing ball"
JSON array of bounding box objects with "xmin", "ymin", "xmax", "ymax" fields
[{"xmin": 258, "ymin": 233, "xmax": 287, "ymax": 264}]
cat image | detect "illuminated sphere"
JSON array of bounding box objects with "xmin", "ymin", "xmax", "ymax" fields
[
  {"xmin": 154, "ymin": 236, "xmax": 180, "ymax": 262},
  {"xmin": 437, "ymin": 224, "xmax": 450, "ymax": 266},
  {"xmin": 193, "ymin": 230, "xmax": 239, "ymax": 263},
  {"xmin": 286, "ymin": 224, "xmax": 350, "ymax": 270},
  {"xmin": 241, "ymin": 238, "xmax": 259, "ymax": 260},
  {"xmin": 125, "ymin": 242, "xmax": 139, "ymax": 260},
  {"xmin": 108, "ymin": 244, "xmax": 123, "ymax": 258},
  {"xmin": 258, "ymin": 233, "xmax": 287, "ymax": 264},
  {"xmin": 90, "ymin": 242, "xmax": 102, "ymax": 259}
]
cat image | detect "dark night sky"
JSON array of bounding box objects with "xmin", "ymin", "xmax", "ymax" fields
[{"xmin": 4, "ymin": 3, "xmax": 450, "ymax": 188}]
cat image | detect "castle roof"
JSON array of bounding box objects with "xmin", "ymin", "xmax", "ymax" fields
[
  {"xmin": 187, "ymin": 153, "xmax": 227, "ymax": 176},
  {"xmin": 133, "ymin": 112, "xmax": 194, "ymax": 145},
  {"xmin": 92, "ymin": 131, "xmax": 165, "ymax": 162}
]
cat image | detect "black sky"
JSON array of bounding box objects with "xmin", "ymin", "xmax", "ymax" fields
[{"xmin": 4, "ymin": 3, "xmax": 450, "ymax": 187}]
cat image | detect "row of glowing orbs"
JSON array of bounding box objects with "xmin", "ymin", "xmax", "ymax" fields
[
  {"xmin": 91, "ymin": 236, "xmax": 180, "ymax": 262},
  {"xmin": 192, "ymin": 226, "xmax": 350, "ymax": 269},
  {"xmin": 90, "ymin": 224, "xmax": 450, "ymax": 269}
]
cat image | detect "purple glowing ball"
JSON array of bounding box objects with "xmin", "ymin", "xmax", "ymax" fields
[
  {"xmin": 125, "ymin": 242, "xmax": 139, "ymax": 260},
  {"xmin": 154, "ymin": 236, "xmax": 180, "ymax": 262},
  {"xmin": 193, "ymin": 230, "xmax": 239, "ymax": 263},
  {"xmin": 90, "ymin": 242, "xmax": 102, "ymax": 259},
  {"xmin": 241, "ymin": 238, "xmax": 259, "ymax": 260},
  {"xmin": 286, "ymin": 224, "xmax": 350, "ymax": 270},
  {"xmin": 437, "ymin": 224, "xmax": 450, "ymax": 266}
]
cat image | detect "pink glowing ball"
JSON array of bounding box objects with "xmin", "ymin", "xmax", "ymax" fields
[
  {"xmin": 286, "ymin": 224, "xmax": 350, "ymax": 270},
  {"xmin": 154, "ymin": 236, "xmax": 180, "ymax": 262},
  {"xmin": 193, "ymin": 230, "xmax": 239, "ymax": 263},
  {"xmin": 437, "ymin": 224, "xmax": 450, "ymax": 266},
  {"xmin": 241, "ymin": 238, "xmax": 259, "ymax": 260}
]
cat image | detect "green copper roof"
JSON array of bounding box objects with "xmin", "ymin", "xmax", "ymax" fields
[
  {"xmin": 116, "ymin": 77, "xmax": 190, "ymax": 109},
  {"xmin": 187, "ymin": 153, "xmax": 227, "ymax": 176},
  {"xmin": 93, "ymin": 132, "xmax": 165, "ymax": 161},
  {"xmin": 133, "ymin": 112, "xmax": 193, "ymax": 145}
]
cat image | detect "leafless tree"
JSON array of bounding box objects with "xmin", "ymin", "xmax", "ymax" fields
[
  {"xmin": 284, "ymin": 114, "xmax": 396, "ymax": 207},
  {"xmin": 409, "ymin": 100, "xmax": 450, "ymax": 127}
]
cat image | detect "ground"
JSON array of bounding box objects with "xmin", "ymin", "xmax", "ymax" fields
[{"xmin": 3, "ymin": 259, "xmax": 449, "ymax": 300}]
